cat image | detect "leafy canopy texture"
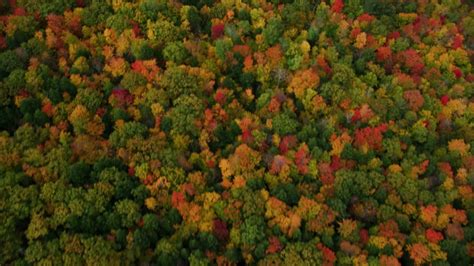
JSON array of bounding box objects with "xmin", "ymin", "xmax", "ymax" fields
[{"xmin": 0, "ymin": 0, "xmax": 473, "ymax": 265}]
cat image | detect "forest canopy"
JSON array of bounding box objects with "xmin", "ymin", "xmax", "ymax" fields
[{"xmin": 0, "ymin": 0, "xmax": 473, "ymax": 265}]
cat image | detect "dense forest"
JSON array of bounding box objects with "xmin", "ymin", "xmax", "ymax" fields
[{"xmin": 0, "ymin": 0, "xmax": 473, "ymax": 265}]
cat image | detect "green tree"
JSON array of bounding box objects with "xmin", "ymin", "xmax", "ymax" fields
[
  {"xmin": 262, "ymin": 18, "xmax": 283, "ymax": 46},
  {"xmin": 161, "ymin": 66, "xmax": 202, "ymax": 99},
  {"xmin": 2, "ymin": 69, "xmax": 26, "ymax": 100},
  {"xmin": 114, "ymin": 199, "xmax": 141, "ymax": 228},
  {"xmin": 0, "ymin": 50, "xmax": 25, "ymax": 77},
  {"xmin": 284, "ymin": 42, "xmax": 304, "ymax": 71},
  {"xmin": 240, "ymin": 215, "xmax": 266, "ymax": 248},
  {"xmin": 215, "ymin": 38, "xmax": 233, "ymax": 61},
  {"xmin": 109, "ymin": 121, "xmax": 148, "ymax": 148},
  {"xmin": 155, "ymin": 238, "xmax": 180, "ymax": 265},
  {"xmin": 81, "ymin": 0, "xmax": 113, "ymax": 26},
  {"xmin": 272, "ymin": 112, "xmax": 299, "ymax": 136},
  {"xmin": 17, "ymin": 0, "xmax": 75, "ymax": 17},
  {"xmin": 131, "ymin": 39, "xmax": 155, "ymax": 60},
  {"xmin": 163, "ymin": 41, "xmax": 190, "ymax": 65},
  {"xmin": 168, "ymin": 94, "xmax": 204, "ymax": 137},
  {"xmin": 66, "ymin": 161, "xmax": 92, "ymax": 186},
  {"xmin": 98, "ymin": 167, "xmax": 139, "ymax": 200},
  {"xmin": 147, "ymin": 18, "xmax": 182, "ymax": 47}
]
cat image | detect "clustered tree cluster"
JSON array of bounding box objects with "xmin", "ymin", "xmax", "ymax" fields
[{"xmin": 0, "ymin": 0, "xmax": 473, "ymax": 265}]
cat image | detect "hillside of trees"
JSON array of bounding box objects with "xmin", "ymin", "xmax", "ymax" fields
[{"xmin": 0, "ymin": 0, "xmax": 473, "ymax": 265}]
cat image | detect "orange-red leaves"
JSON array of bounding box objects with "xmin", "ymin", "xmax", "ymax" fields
[
  {"xmin": 377, "ymin": 46, "xmax": 392, "ymax": 62},
  {"xmin": 265, "ymin": 45, "xmax": 283, "ymax": 65},
  {"xmin": 420, "ymin": 205, "xmax": 437, "ymax": 225},
  {"xmin": 279, "ymin": 135, "xmax": 297, "ymax": 154},
  {"xmin": 270, "ymin": 155, "xmax": 288, "ymax": 175},
  {"xmin": 425, "ymin": 228, "xmax": 443, "ymax": 243},
  {"xmin": 403, "ymin": 90, "xmax": 424, "ymax": 111},
  {"xmin": 171, "ymin": 191, "xmax": 186, "ymax": 210},
  {"xmin": 316, "ymin": 243, "xmax": 336, "ymax": 266},
  {"xmin": 408, "ymin": 243, "xmax": 430, "ymax": 265},
  {"xmin": 131, "ymin": 59, "xmax": 159, "ymax": 81},
  {"xmin": 211, "ymin": 24, "xmax": 225, "ymax": 40},
  {"xmin": 232, "ymin": 45, "xmax": 251, "ymax": 57},
  {"xmin": 295, "ymin": 144, "xmax": 310, "ymax": 174},
  {"xmin": 288, "ymin": 69, "xmax": 320, "ymax": 99},
  {"xmin": 331, "ymin": 0, "xmax": 344, "ymax": 13},
  {"xmin": 399, "ymin": 49, "xmax": 425, "ymax": 75},
  {"xmin": 353, "ymin": 124, "xmax": 388, "ymax": 152},
  {"xmin": 213, "ymin": 219, "xmax": 229, "ymax": 241},
  {"xmin": 266, "ymin": 236, "xmax": 283, "ymax": 254}
]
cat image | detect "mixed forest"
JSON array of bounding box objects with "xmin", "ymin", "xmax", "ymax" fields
[{"xmin": 0, "ymin": 0, "xmax": 473, "ymax": 265}]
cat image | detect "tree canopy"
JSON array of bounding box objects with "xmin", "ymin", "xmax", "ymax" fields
[{"xmin": 0, "ymin": 0, "xmax": 473, "ymax": 265}]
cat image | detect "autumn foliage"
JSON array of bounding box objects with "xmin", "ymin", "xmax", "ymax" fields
[{"xmin": 0, "ymin": 0, "xmax": 473, "ymax": 265}]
